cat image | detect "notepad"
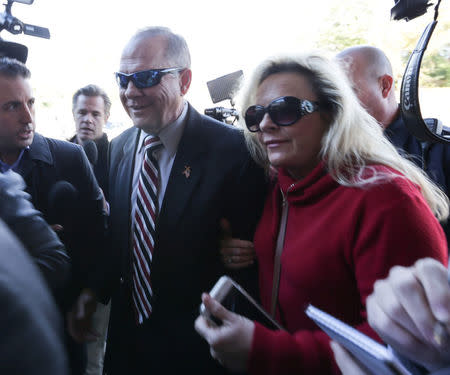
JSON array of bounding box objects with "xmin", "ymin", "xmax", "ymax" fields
[{"xmin": 305, "ymin": 304, "xmax": 412, "ymax": 375}]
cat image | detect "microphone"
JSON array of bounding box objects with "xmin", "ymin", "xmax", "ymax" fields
[
  {"xmin": 47, "ymin": 181, "xmax": 79, "ymax": 231},
  {"xmin": 82, "ymin": 140, "xmax": 98, "ymax": 166}
]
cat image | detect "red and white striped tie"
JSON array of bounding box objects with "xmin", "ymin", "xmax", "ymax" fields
[{"xmin": 132, "ymin": 135, "xmax": 162, "ymax": 324}]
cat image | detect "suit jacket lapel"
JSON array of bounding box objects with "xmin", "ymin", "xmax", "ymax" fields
[
  {"xmin": 116, "ymin": 128, "xmax": 140, "ymax": 245},
  {"xmin": 158, "ymin": 106, "xmax": 208, "ymax": 232}
]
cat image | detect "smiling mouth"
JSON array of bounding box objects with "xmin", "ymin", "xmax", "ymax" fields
[
  {"xmin": 265, "ymin": 140, "xmax": 286, "ymax": 147},
  {"xmin": 129, "ymin": 102, "xmax": 152, "ymax": 111}
]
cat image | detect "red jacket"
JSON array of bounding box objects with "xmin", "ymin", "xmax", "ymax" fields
[{"xmin": 249, "ymin": 162, "xmax": 448, "ymax": 374}]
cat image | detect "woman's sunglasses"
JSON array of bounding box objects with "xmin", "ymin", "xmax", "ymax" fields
[
  {"xmin": 115, "ymin": 67, "xmax": 183, "ymax": 89},
  {"xmin": 245, "ymin": 96, "xmax": 320, "ymax": 132}
]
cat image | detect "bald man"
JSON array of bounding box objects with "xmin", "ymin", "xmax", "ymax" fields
[
  {"xmin": 337, "ymin": 45, "xmax": 450, "ymax": 245},
  {"xmin": 337, "ymin": 46, "xmax": 399, "ymax": 128}
]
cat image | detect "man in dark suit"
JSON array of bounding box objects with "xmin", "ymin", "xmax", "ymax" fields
[
  {"xmin": 0, "ymin": 56, "xmax": 105, "ymax": 374},
  {"xmin": 0, "ymin": 219, "xmax": 68, "ymax": 375},
  {"xmin": 71, "ymin": 26, "xmax": 266, "ymax": 374}
]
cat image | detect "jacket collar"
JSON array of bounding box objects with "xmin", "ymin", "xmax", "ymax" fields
[
  {"xmin": 277, "ymin": 161, "xmax": 338, "ymax": 204},
  {"xmin": 27, "ymin": 133, "xmax": 53, "ymax": 165}
]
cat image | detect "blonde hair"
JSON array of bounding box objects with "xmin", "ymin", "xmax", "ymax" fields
[{"xmin": 238, "ymin": 53, "xmax": 449, "ymax": 221}]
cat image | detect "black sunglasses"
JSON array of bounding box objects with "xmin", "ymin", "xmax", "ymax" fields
[
  {"xmin": 115, "ymin": 67, "xmax": 183, "ymax": 89},
  {"xmin": 245, "ymin": 96, "xmax": 320, "ymax": 132}
]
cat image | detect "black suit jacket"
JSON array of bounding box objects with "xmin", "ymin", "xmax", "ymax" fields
[
  {"xmin": 16, "ymin": 133, "xmax": 105, "ymax": 307},
  {"xmin": 104, "ymin": 104, "xmax": 266, "ymax": 374}
]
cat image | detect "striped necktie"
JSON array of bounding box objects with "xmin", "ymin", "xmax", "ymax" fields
[{"xmin": 132, "ymin": 135, "xmax": 162, "ymax": 324}]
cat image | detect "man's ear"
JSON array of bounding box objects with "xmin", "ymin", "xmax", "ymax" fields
[
  {"xmin": 380, "ymin": 74, "xmax": 393, "ymax": 98},
  {"xmin": 179, "ymin": 69, "xmax": 192, "ymax": 96}
]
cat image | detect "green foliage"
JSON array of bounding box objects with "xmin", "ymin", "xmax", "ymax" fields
[{"xmin": 406, "ymin": 51, "xmax": 450, "ymax": 87}]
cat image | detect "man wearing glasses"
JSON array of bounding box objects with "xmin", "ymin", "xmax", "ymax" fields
[{"xmin": 70, "ymin": 26, "xmax": 266, "ymax": 375}]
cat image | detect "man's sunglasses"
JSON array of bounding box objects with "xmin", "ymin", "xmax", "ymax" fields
[
  {"xmin": 115, "ymin": 67, "xmax": 183, "ymax": 89},
  {"xmin": 245, "ymin": 96, "xmax": 320, "ymax": 132}
]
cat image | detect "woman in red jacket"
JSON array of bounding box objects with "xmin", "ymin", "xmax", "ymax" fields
[{"xmin": 195, "ymin": 52, "xmax": 449, "ymax": 374}]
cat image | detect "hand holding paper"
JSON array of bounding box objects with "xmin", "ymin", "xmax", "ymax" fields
[{"xmin": 366, "ymin": 258, "xmax": 450, "ymax": 371}]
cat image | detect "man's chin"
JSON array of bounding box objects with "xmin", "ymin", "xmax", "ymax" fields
[
  {"xmin": 17, "ymin": 135, "xmax": 34, "ymax": 149},
  {"xmin": 133, "ymin": 120, "xmax": 162, "ymax": 134}
]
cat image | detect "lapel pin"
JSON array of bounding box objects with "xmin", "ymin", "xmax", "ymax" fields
[{"xmin": 182, "ymin": 165, "xmax": 191, "ymax": 179}]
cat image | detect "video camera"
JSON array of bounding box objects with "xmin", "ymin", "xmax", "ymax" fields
[
  {"xmin": 0, "ymin": 0, "xmax": 49, "ymax": 39},
  {"xmin": 204, "ymin": 70, "xmax": 243, "ymax": 125},
  {"xmin": 0, "ymin": 0, "xmax": 50, "ymax": 63}
]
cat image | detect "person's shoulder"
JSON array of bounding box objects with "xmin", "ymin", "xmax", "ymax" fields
[
  {"xmin": 189, "ymin": 110, "xmax": 245, "ymax": 152},
  {"xmin": 30, "ymin": 133, "xmax": 83, "ymax": 164},
  {"xmin": 110, "ymin": 126, "xmax": 137, "ymax": 147},
  {"xmin": 358, "ymin": 165, "xmax": 422, "ymax": 200},
  {"xmin": 39, "ymin": 134, "xmax": 82, "ymax": 152}
]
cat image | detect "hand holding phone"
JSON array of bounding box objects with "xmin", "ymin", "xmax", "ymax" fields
[{"xmin": 199, "ymin": 276, "xmax": 283, "ymax": 330}]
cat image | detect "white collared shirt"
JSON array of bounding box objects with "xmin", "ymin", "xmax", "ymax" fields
[{"xmin": 131, "ymin": 102, "xmax": 188, "ymax": 223}]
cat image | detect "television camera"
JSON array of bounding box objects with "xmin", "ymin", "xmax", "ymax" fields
[
  {"xmin": 204, "ymin": 70, "xmax": 243, "ymax": 125},
  {"xmin": 0, "ymin": 0, "xmax": 50, "ymax": 63}
]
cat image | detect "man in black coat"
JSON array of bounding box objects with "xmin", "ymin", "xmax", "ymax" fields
[
  {"xmin": 0, "ymin": 57, "xmax": 105, "ymax": 374},
  {"xmin": 68, "ymin": 84, "xmax": 112, "ymax": 375},
  {"xmin": 68, "ymin": 84, "xmax": 110, "ymax": 197},
  {"xmin": 71, "ymin": 27, "xmax": 266, "ymax": 375}
]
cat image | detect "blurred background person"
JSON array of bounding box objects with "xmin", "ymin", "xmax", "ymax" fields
[
  {"xmin": 69, "ymin": 84, "xmax": 111, "ymax": 375},
  {"xmin": 69, "ymin": 84, "xmax": 110, "ymax": 197},
  {"xmin": 336, "ymin": 45, "xmax": 450, "ymax": 247},
  {"xmin": 195, "ymin": 52, "xmax": 448, "ymax": 374}
]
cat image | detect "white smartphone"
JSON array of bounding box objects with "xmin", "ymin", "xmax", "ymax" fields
[{"xmin": 200, "ymin": 276, "xmax": 284, "ymax": 330}]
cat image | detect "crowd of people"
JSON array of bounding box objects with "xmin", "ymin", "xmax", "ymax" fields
[{"xmin": 0, "ymin": 25, "xmax": 449, "ymax": 375}]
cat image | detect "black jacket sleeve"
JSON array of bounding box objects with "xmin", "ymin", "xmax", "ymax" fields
[{"xmin": 0, "ymin": 171, "xmax": 70, "ymax": 295}]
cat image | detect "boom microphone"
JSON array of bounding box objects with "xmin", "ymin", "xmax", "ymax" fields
[
  {"xmin": 47, "ymin": 181, "xmax": 79, "ymax": 231},
  {"xmin": 82, "ymin": 140, "xmax": 98, "ymax": 166},
  {"xmin": 204, "ymin": 107, "xmax": 238, "ymax": 119}
]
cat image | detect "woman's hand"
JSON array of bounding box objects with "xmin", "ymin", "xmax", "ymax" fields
[
  {"xmin": 195, "ymin": 293, "xmax": 255, "ymax": 373},
  {"xmin": 219, "ymin": 218, "xmax": 256, "ymax": 270}
]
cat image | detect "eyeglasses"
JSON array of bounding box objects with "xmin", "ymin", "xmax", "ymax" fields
[
  {"xmin": 245, "ymin": 96, "xmax": 320, "ymax": 132},
  {"xmin": 114, "ymin": 67, "xmax": 183, "ymax": 89}
]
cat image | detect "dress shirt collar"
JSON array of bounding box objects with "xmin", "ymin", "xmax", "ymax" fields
[
  {"xmin": 0, "ymin": 147, "xmax": 27, "ymax": 173},
  {"xmin": 138, "ymin": 101, "xmax": 188, "ymax": 156}
]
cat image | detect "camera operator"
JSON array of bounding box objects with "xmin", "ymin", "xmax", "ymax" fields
[{"xmin": 336, "ymin": 45, "xmax": 450, "ymax": 247}]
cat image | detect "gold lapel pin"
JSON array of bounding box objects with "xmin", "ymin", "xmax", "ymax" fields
[{"xmin": 182, "ymin": 165, "xmax": 191, "ymax": 178}]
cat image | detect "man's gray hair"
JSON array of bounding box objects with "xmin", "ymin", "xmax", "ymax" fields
[{"xmin": 132, "ymin": 26, "xmax": 191, "ymax": 69}]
